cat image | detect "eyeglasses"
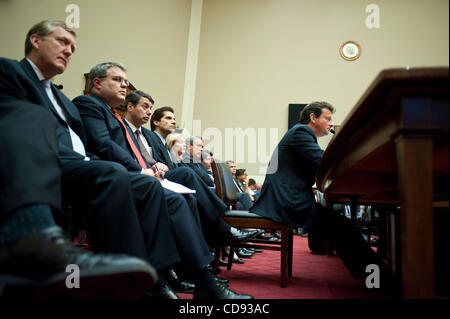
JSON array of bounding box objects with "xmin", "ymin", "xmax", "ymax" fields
[{"xmin": 98, "ymin": 75, "xmax": 129, "ymax": 87}]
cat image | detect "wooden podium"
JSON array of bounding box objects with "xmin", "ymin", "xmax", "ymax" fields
[{"xmin": 316, "ymin": 67, "xmax": 449, "ymax": 298}]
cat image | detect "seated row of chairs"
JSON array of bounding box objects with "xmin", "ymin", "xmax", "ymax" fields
[
  {"xmin": 61, "ymin": 157, "xmax": 294, "ymax": 288},
  {"xmin": 210, "ymin": 159, "xmax": 294, "ymax": 288}
]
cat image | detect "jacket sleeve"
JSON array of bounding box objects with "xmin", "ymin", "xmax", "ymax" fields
[{"xmin": 143, "ymin": 130, "xmax": 167, "ymax": 165}]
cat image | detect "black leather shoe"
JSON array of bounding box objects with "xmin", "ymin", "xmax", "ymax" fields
[
  {"xmin": 236, "ymin": 248, "xmax": 253, "ymax": 259},
  {"xmin": 218, "ymin": 259, "xmax": 228, "ymax": 267},
  {"xmin": 163, "ymin": 267, "xmax": 195, "ymax": 293},
  {"xmin": 160, "ymin": 284, "xmax": 180, "ymax": 299},
  {"xmin": 214, "ymin": 276, "xmax": 229, "ymax": 285},
  {"xmin": 257, "ymin": 233, "xmax": 276, "ymax": 240},
  {"xmin": 0, "ymin": 226, "xmax": 157, "ymax": 298},
  {"xmin": 193, "ymin": 281, "xmax": 253, "ymax": 299},
  {"xmin": 241, "ymin": 248, "xmax": 255, "ymax": 254},
  {"xmin": 247, "ymin": 248, "xmax": 264, "ymax": 253},
  {"xmin": 223, "ymin": 248, "xmax": 253, "ymax": 259},
  {"xmin": 232, "ymin": 257, "xmax": 245, "ymax": 264},
  {"xmin": 141, "ymin": 283, "xmax": 180, "ymax": 299},
  {"xmin": 226, "ymin": 228, "xmax": 263, "ymax": 244}
]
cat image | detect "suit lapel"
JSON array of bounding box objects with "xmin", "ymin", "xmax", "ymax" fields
[
  {"xmin": 150, "ymin": 131, "xmax": 174, "ymax": 169},
  {"xmin": 159, "ymin": 138, "xmax": 174, "ymax": 169},
  {"xmin": 19, "ymin": 59, "xmax": 65, "ymax": 124},
  {"xmin": 123, "ymin": 120, "xmax": 140, "ymax": 150},
  {"xmin": 52, "ymin": 86, "xmax": 89, "ymax": 143}
]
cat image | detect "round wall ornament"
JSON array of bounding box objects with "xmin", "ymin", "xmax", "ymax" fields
[{"xmin": 339, "ymin": 41, "xmax": 361, "ymax": 61}]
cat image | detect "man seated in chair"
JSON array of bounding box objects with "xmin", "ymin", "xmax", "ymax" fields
[
  {"xmin": 73, "ymin": 64, "xmax": 259, "ymax": 299},
  {"xmin": 225, "ymin": 160, "xmax": 254, "ymax": 210},
  {"xmin": 141, "ymin": 102, "xmax": 262, "ymax": 246},
  {"xmin": 250, "ymin": 101, "xmax": 393, "ymax": 290},
  {"xmin": 0, "ymin": 21, "xmax": 162, "ymax": 298}
]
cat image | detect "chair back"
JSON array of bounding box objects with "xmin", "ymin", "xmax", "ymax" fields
[{"xmin": 211, "ymin": 158, "xmax": 238, "ymax": 203}]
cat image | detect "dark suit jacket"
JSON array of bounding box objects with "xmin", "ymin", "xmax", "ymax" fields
[
  {"xmin": 72, "ymin": 94, "xmax": 143, "ymax": 173},
  {"xmin": 141, "ymin": 128, "xmax": 227, "ymax": 221},
  {"xmin": 142, "ymin": 129, "xmax": 176, "ymax": 169},
  {"xmin": 181, "ymin": 153, "xmax": 215, "ymax": 188},
  {"xmin": 250, "ymin": 124, "xmax": 323, "ymax": 229},
  {"xmin": 0, "ymin": 59, "xmax": 65, "ymax": 213},
  {"xmin": 0, "ymin": 58, "xmax": 95, "ymax": 164},
  {"xmin": 141, "ymin": 128, "xmax": 217, "ymax": 190},
  {"xmin": 0, "ymin": 59, "xmax": 179, "ymax": 263}
]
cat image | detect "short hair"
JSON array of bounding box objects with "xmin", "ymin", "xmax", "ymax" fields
[
  {"xmin": 166, "ymin": 132, "xmax": 184, "ymax": 150},
  {"xmin": 25, "ymin": 20, "xmax": 76, "ymax": 56},
  {"xmin": 225, "ymin": 160, "xmax": 235, "ymax": 165},
  {"xmin": 88, "ymin": 62, "xmax": 127, "ymax": 92},
  {"xmin": 185, "ymin": 135, "xmax": 202, "ymax": 147},
  {"xmin": 150, "ymin": 106, "xmax": 174, "ymax": 131},
  {"xmin": 235, "ymin": 169, "xmax": 246, "ymax": 177},
  {"xmin": 124, "ymin": 90, "xmax": 154, "ymax": 113},
  {"xmin": 201, "ymin": 149, "xmax": 213, "ymax": 161},
  {"xmin": 299, "ymin": 101, "xmax": 335, "ymax": 124},
  {"xmin": 248, "ymin": 178, "xmax": 256, "ymax": 186}
]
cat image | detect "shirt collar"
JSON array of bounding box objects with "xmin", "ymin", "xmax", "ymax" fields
[
  {"xmin": 124, "ymin": 118, "xmax": 140, "ymax": 134},
  {"xmin": 153, "ymin": 130, "xmax": 167, "ymax": 146},
  {"xmin": 26, "ymin": 58, "xmax": 47, "ymax": 82}
]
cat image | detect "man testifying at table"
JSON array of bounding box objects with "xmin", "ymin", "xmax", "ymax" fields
[{"xmin": 251, "ymin": 101, "xmax": 392, "ymax": 288}]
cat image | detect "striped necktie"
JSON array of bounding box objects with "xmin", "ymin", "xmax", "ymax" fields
[{"xmin": 135, "ymin": 129, "xmax": 156, "ymax": 166}]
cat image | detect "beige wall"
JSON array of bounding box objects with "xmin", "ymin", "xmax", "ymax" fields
[
  {"xmin": 194, "ymin": 0, "xmax": 449, "ymax": 181},
  {"xmin": 0, "ymin": 0, "xmax": 192, "ymax": 126},
  {"xmin": 1, "ymin": 0, "xmax": 448, "ymax": 182}
]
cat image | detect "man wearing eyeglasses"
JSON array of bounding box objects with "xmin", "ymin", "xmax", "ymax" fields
[
  {"xmin": 0, "ymin": 20, "xmax": 166, "ymax": 297},
  {"xmin": 72, "ymin": 62, "xmax": 255, "ymax": 300}
]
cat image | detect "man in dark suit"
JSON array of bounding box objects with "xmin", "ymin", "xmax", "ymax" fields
[
  {"xmin": 226, "ymin": 160, "xmax": 253, "ymax": 210},
  {"xmin": 125, "ymin": 96, "xmax": 261, "ymax": 246},
  {"xmin": 0, "ymin": 21, "xmax": 160, "ymax": 298},
  {"xmin": 251, "ymin": 101, "xmax": 385, "ymax": 283},
  {"xmin": 182, "ymin": 136, "xmax": 217, "ymax": 187},
  {"xmin": 0, "ymin": 20, "xmax": 194, "ymax": 299},
  {"xmin": 73, "ymin": 63, "xmax": 253, "ymax": 299}
]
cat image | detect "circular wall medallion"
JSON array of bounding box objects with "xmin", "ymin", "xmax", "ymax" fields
[{"xmin": 339, "ymin": 41, "xmax": 361, "ymax": 61}]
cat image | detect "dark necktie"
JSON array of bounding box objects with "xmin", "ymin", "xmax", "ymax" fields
[
  {"xmin": 113, "ymin": 111, "xmax": 147, "ymax": 169},
  {"xmin": 135, "ymin": 130, "xmax": 156, "ymax": 166},
  {"xmin": 42, "ymin": 80, "xmax": 86, "ymax": 156}
]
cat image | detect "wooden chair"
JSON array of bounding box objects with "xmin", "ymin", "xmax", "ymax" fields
[{"xmin": 211, "ymin": 158, "xmax": 294, "ymax": 287}]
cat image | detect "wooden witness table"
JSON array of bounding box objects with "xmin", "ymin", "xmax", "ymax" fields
[{"xmin": 316, "ymin": 67, "xmax": 449, "ymax": 298}]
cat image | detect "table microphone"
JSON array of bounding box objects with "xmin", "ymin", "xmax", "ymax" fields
[{"xmin": 55, "ymin": 84, "xmax": 63, "ymax": 90}]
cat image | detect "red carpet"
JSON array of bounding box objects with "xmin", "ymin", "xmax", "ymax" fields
[{"xmin": 180, "ymin": 235, "xmax": 378, "ymax": 299}]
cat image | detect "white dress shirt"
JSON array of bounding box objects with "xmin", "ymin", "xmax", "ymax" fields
[
  {"xmin": 123, "ymin": 119, "xmax": 153, "ymax": 158},
  {"xmin": 27, "ymin": 58, "xmax": 88, "ymax": 160}
]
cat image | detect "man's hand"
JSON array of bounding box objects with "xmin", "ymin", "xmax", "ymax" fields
[
  {"xmin": 142, "ymin": 168, "xmax": 163, "ymax": 182},
  {"xmin": 151, "ymin": 166, "xmax": 164, "ymax": 181},
  {"xmin": 155, "ymin": 162, "xmax": 168, "ymax": 175}
]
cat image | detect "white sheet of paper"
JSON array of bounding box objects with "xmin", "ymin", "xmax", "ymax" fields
[{"xmin": 160, "ymin": 179, "xmax": 196, "ymax": 194}]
